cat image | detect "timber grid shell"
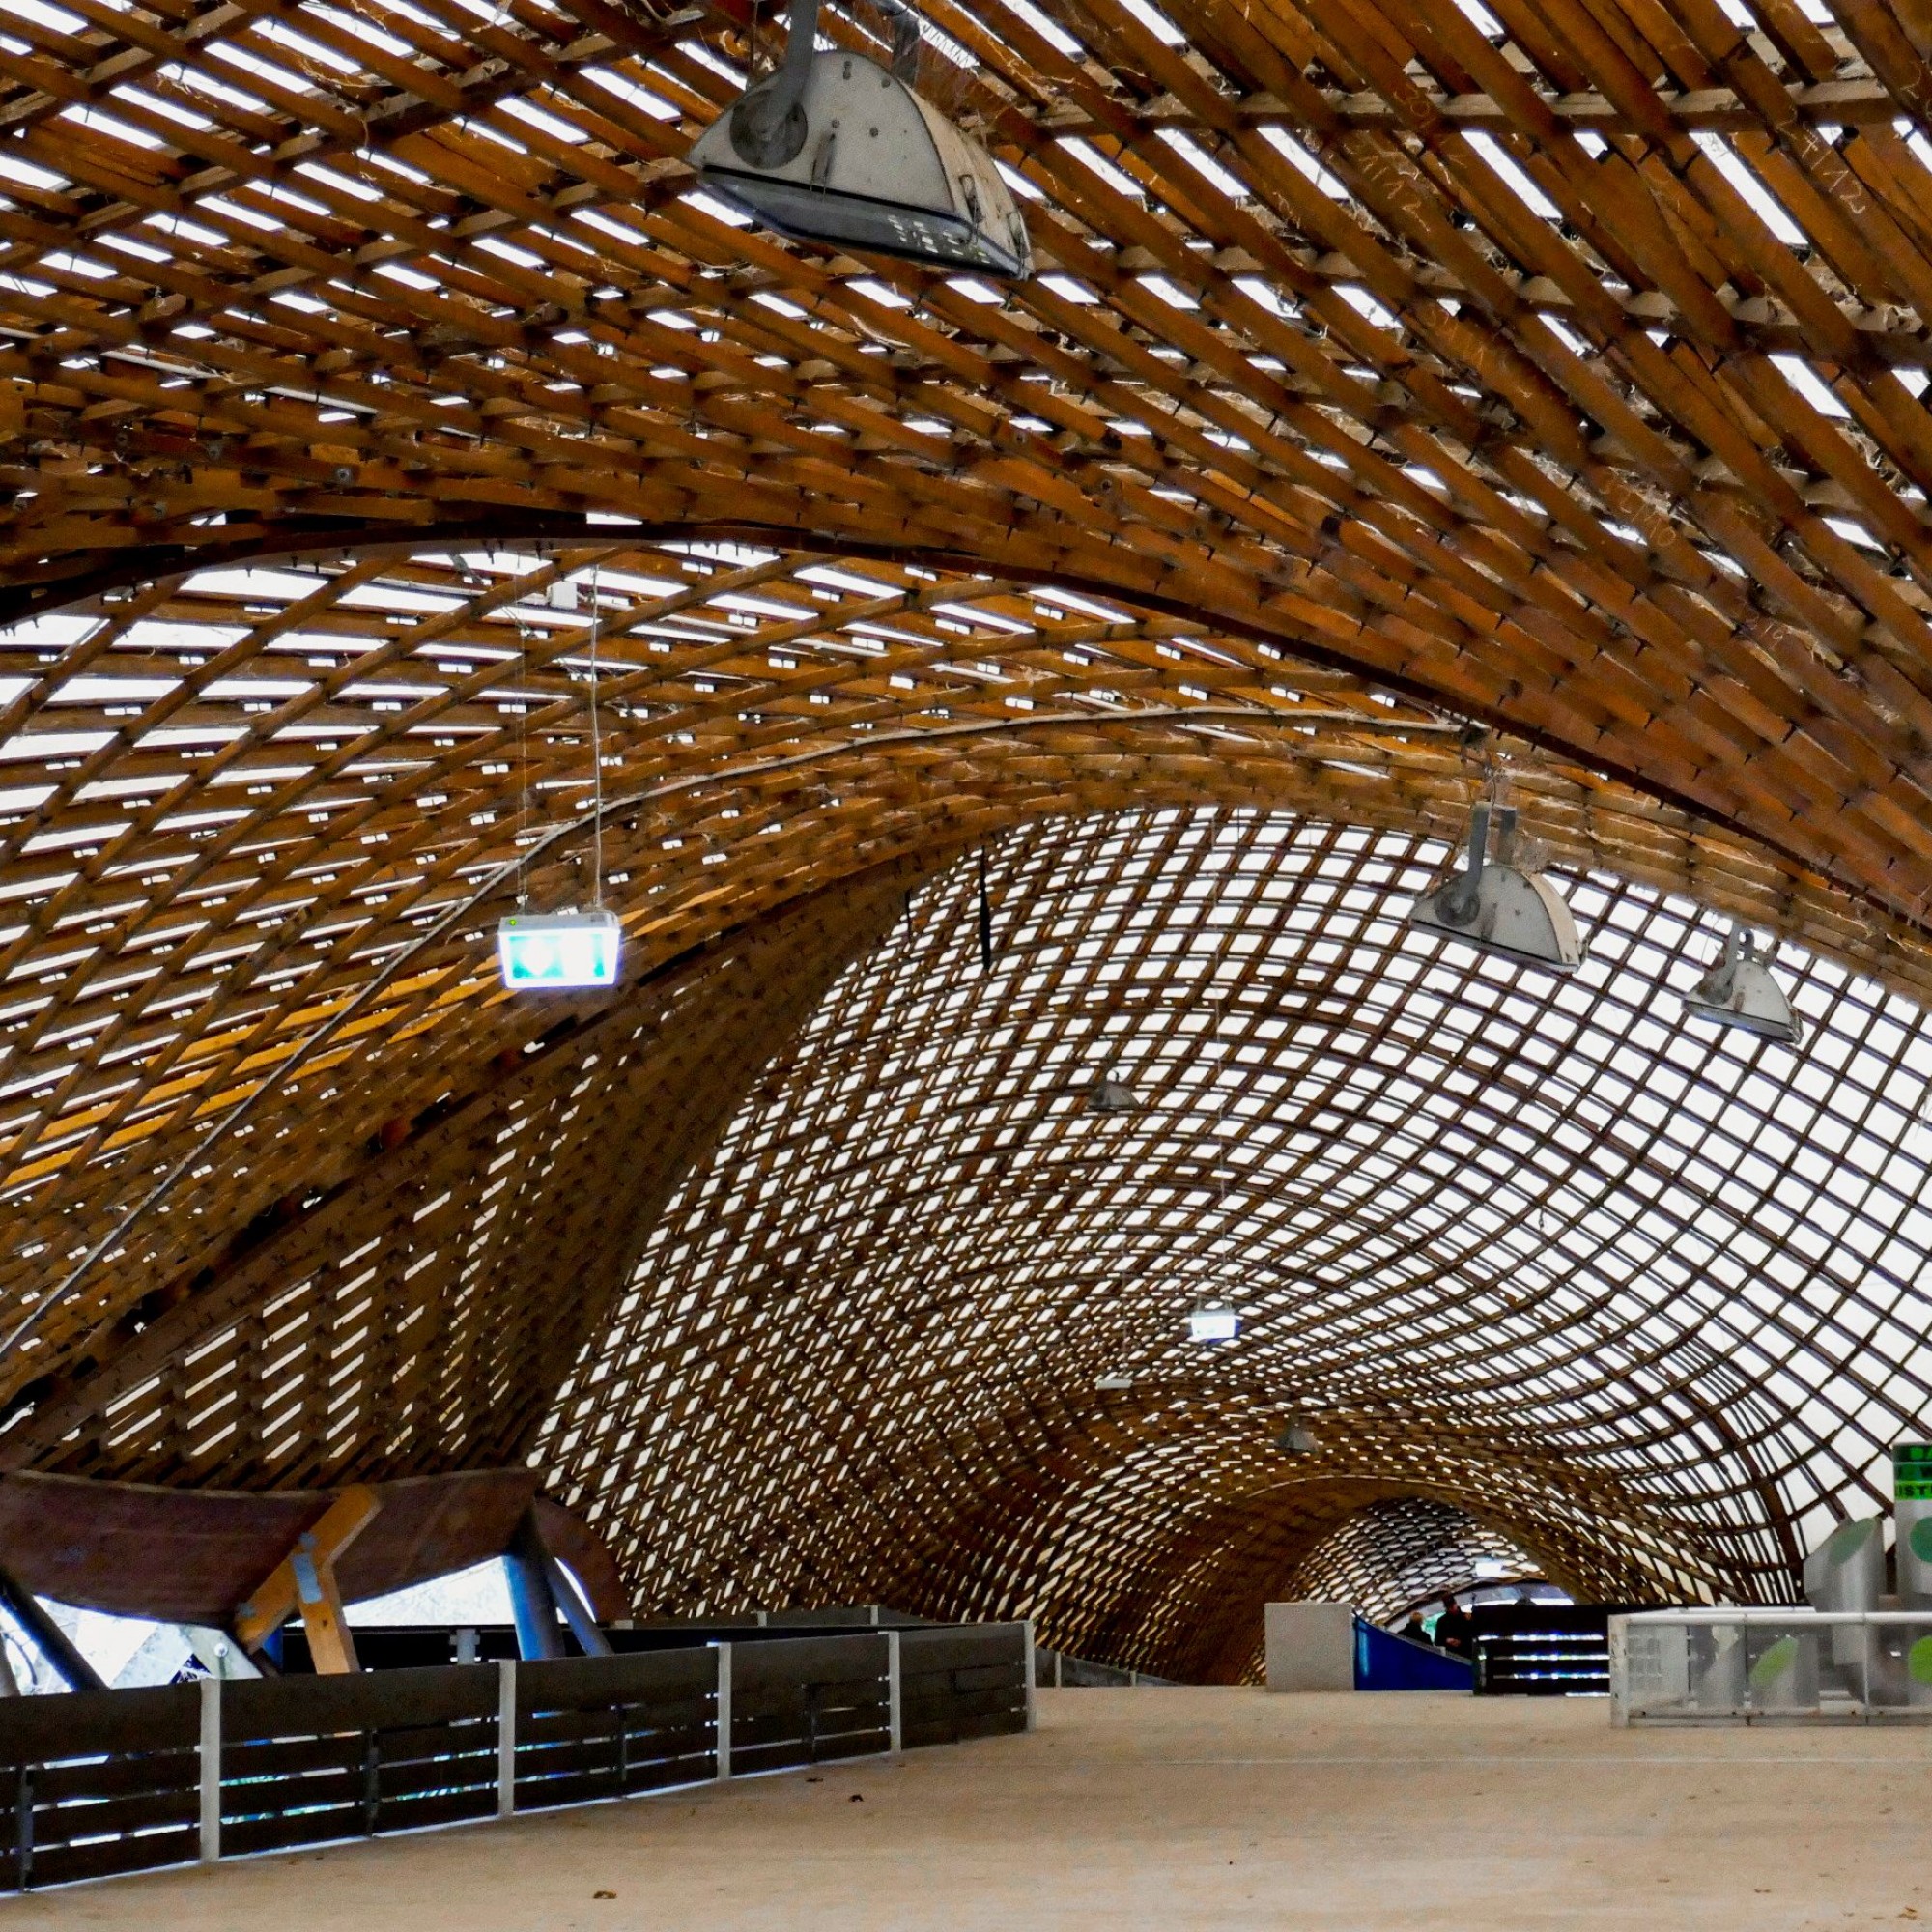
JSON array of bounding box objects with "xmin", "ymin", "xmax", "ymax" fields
[{"xmin": 5, "ymin": 0, "xmax": 1932, "ymax": 1678}]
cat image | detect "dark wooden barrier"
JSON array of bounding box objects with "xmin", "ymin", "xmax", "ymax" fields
[
  {"xmin": 514, "ymin": 1649, "xmax": 717, "ymax": 1810},
  {"xmin": 0, "ymin": 1622, "xmax": 1031, "ymax": 1892},
  {"xmin": 900, "ymin": 1626, "xmax": 1029, "ymax": 1747},
  {"xmin": 0, "ymin": 1685, "xmax": 199, "ymax": 1889},
  {"xmin": 728, "ymin": 1634, "xmax": 891, "ymax": 1776},
  {"xmin": 220, "ymin": 1666, "xmax": 500, "ymax": 1857}
]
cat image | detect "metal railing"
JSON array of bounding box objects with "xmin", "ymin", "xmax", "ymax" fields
[
  {"xmin": 0, "ymin": 1623, "xmax": 1031, "ymax": 1890},
  {"xmin": 1610, "ymin": 1609, "xmax": 1932, "ymax": 1724}
]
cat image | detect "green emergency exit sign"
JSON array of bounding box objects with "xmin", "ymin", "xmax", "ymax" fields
[{"xmin": 1896, "ymin": 1445, "xmax": 1932, "ymax": 1502}]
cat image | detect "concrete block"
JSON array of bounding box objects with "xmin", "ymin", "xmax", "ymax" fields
[{"xmin": 1265, "ymin": 1601, "xmax": 1354, "ymax": 1692}]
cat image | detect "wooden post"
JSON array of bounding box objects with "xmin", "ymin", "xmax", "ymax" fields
[
  {"xmin": 497, "ymin": 1658, "xmax": 517, "ymax": 1817},
  {"xmin": 198, "ymin": 1675, "xmax": 221, "ymax": 1862},
  {"xmin": 715, "ymin": 1643, "xmax": 732, "ymax": 1781},
  {"xmin": 886, "ymin": 1629, "xmax": 902, "ymax": 1755},
  {"xmin": 1023, "ymin": 1620, "xmax": 1037, "ymax": 1731},
  {"xmin": 234, "ymin": 1487, "xmax": 379, "ymax": 1674}
]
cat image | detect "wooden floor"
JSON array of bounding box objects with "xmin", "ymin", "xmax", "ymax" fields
[{"xmin": 14, "ymin": 1689, "xmax": 1932, "ymax": 1929}]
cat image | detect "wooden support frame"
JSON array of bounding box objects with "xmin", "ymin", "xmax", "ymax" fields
[
  {"xmin": 13, "ymin": 0, "xmax": 1932, "ymax": 1691},
  {"xmin": 234, "ymin": 1487, "xmax": 381, "ymax": 1675}
]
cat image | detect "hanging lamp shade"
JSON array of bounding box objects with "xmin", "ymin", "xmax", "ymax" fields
[
  {"xmin": 688, "ymin": 0, "xmax": 1032, "ymax": 280},
  {"xmin": 1406, "ymin": 802, "xmax": 1583, "ymax": 974},
  {"xmin": 1683, "ymin": 927, "xmax": 1803, "ymax": 1044}
]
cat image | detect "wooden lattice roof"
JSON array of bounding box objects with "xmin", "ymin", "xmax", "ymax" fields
[
  {"xmin": 13, "ymin": 0, "xmax": 1932, "ymax": 916},
  {"xmin": 8, "ymin": 0, "xmax": 1932, "ymax": 1670},
  {"xmin": 526, "ymin": 810, "xmax": 1932, "ymax": 1676},
  {"xmin": 1288, "ymin": 1497, "xmax": 1540, "ymax": 1624}
]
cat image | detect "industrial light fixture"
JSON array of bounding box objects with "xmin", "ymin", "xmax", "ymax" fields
[
  {"xmin": 1275, "ymin": 1422, "xmax": 1318, "ymax": 1454},
  {"xmin": 1683, "ymin": 925, "xmax": 1803, "ymax": 1044},
  {"xmin": 497, "ymin": 909, "xmax": 623, "ymax": 989},
  {"xmin": 688, "ymin": 0, "xmax": 1033, "ymax": 279},
  {"xmin": 1406, "ymin": 801, "xmax": 1583, "ymax": 974},
  {"xmin": 1087, "ymin": 1065, "xmax": 1135, "ymax": 1116},
  {"xmin": 1187, "ymin": 1301, "xmax": 1239, "ymax": 1344}
]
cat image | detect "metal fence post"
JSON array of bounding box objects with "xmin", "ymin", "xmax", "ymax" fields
[
  {"xmin": 1022, "ymin": 1620, "xmax": 1037, "ymax": 1731},
  {"xmin": 198, "ymin": 1674, "xmax": 221, "ymax": 1862},
  {"xmin": 497, "ymin": 1658, "xmax": 517, "ymax": 1817},
  {"xmin": 886, "ymin": 1630, "xmax": 902, "ymax": 1755},
  {"xmin": 715, "ymin": 1643, "xmax": 733, "ymax": 1781}
]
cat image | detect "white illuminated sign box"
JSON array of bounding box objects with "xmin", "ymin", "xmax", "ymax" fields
[
  {"xmin": 1187, "ymin": 1303, "xmax": 1240, "ymax": 1344},
  {"xmin": 497, "ymin": 910, "xmax": 622, "ymax": 990}
]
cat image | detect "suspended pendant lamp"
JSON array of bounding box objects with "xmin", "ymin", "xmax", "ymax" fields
[
  {"xmin": 1683, "ymin": 926, "xmax": 1803, "ymax": 1045},
  {"xmin": 497, "ymin": 575, "xmax": 622, "ymax": 993},
  {"xmin": 1187, "ymin": 1301, "xmax": 1239, "ymax": 1344},
  {"xmin": 688, "ymin": 0, "xmax": 1032, "ymax": 279},
  {"xmin": 1406, "ymin": 802, "xmax": 1583, "ymax": 974}
]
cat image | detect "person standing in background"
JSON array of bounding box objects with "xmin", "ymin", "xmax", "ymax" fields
[{"xmin": 1433, "ymin": 1595, "xmax": 1474, "ymax": 1658}]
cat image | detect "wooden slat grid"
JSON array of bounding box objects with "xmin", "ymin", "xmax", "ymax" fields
[
  {"xmin": 537, "ymin": 806, "xmax": 1932, "ymax": 1682},
  {"xmin": 1287, "ymin": 1497, "xmax": 1540, "ymax": 1626},
  {"xmin": 2, "ymin": 844, "xmax": 912, "ymax": 1483},
  {"xmin": 4, "ymin": 0, "xmax": 1932, "ymax": 1688},
  {"xmin": 1233, "ymin": 1493, "xmax": 1541, "ymax": 1678},
  {"xmin": 5, "ymin": 530, "xmax": 1916, "ymax": 1469},
  {"xmin": 8, "ymin": 0, "xmax": 1932, "ymax": 938}
]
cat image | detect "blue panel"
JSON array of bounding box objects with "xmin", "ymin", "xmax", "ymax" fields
[{"xmin": 1354, "ymin": 1618, "xmax": 1476, "ymax": 1691}]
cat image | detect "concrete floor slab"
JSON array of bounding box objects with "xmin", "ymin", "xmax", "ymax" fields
[{"xmin": 13, "ymin": 1688, "xmax": 1932, "ymax": 1929}]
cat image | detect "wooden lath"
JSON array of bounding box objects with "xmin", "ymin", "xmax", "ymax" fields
[
  {"xmin": 0, "ymin": 529, "xmax": 1926, "ymax": 1432},
  {"xmin": 2, "ymin": 853, "xmax": 915, "ymax": 1483},
  {"xmin": 0, "ymin": 526, "xmax": 1932, "ymax": 1461}
]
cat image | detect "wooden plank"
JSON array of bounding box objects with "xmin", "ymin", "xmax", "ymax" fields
[
  {"xmin": 221, "ymin": 1734, "xmax": 364, "ymax": 1782},
  {"xmin": 516, "ymin": 1647, "xmax": 717, "ymax": 1716},
  {"xmin": 20, "ymin": 1826, "xmax": 198, "ymax": 1889},
  {"xmin": 899, "ymin": 1629, "xmax": 1027, "ymax": 1677},
  {"xmin": 30, "ymin": 1783, "xmax": 199, "ymax": 1843},
  {"xmin": 728, "ymin": 1635, "xmax": 889, "ymax": 1692},
  {"xmin": 33, "ymin": 1750, "xmax": 198, "ymax": 1804},
  {"xmin": 0, "ymin": 1686, "xmax": 196, "ymax": 1769},
  {"xmin": 220, "ymin": 1806, "xmax": 363, "ymax": 1859},
  {"xmin": 225, "ymin": 1662, "xmax": 497, "ymax": 1741}
]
